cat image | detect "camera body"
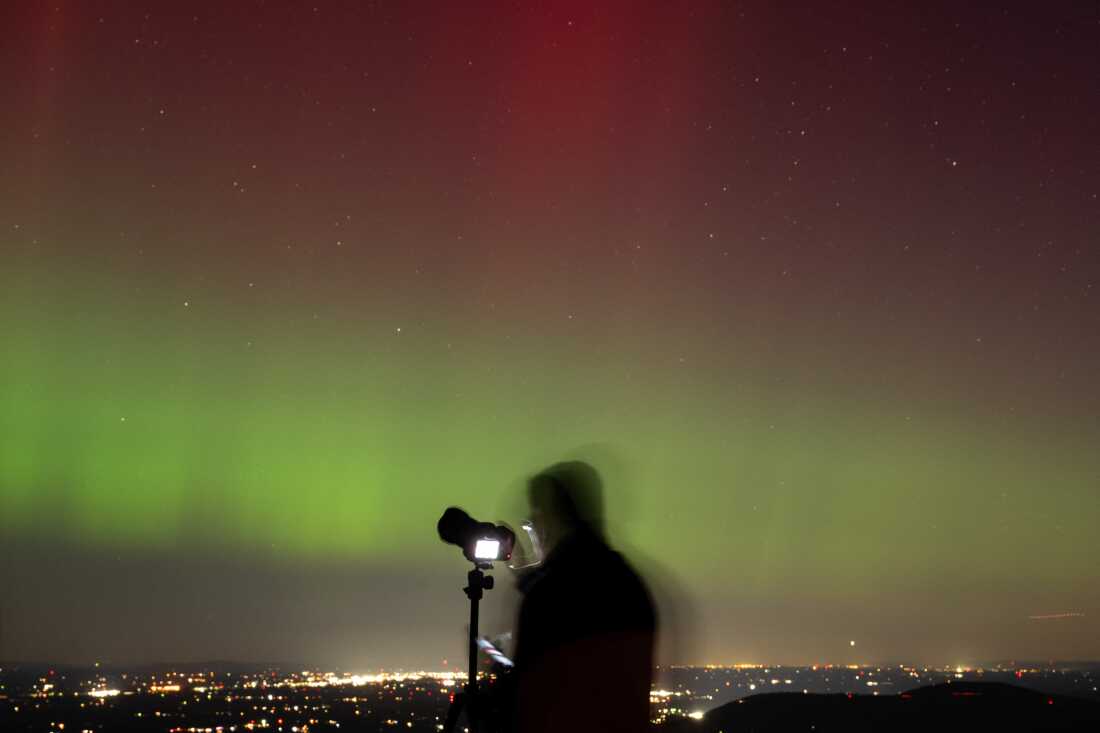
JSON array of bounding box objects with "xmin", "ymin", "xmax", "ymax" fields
[{"xmin": 437, "ymin": 507, "xmax": 516, "ymax": 564}]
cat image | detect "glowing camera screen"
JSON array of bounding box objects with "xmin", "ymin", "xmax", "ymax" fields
[{"xmin": 473, "ymin": 539, "xmax": 501, "ymax": 560}]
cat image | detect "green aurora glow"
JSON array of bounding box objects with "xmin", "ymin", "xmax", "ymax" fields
[{"xmin": 2, "ymin": 0, "xmax": 1098, "ymax": 665}]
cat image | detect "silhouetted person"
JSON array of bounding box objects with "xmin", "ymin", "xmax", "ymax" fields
[{"xmin": 511, "ymin": 461, "xmax": 656, "ymax": 733}]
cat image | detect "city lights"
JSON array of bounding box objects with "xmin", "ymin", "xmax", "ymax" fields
[{"xmin": 3, "ymin": 662, "xmax": 1098, "ymax": 730}]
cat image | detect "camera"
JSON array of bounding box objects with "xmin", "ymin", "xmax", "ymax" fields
[{"xmin": 437, "ymin": 507, "xmax": 516, "ymax": 564}]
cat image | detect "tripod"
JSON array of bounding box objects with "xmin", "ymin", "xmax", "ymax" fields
[{"xmin": 443, "ymin": 563, "xmax": 495, "ymax": 733}]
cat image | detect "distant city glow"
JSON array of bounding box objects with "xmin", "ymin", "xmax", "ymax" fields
[
  {"xmin": 150, "ymin": 684, "xmax": 182, "ymax": 693},
  {"xmin": 9, "ymin": 662, "xmax": 1100, "ymax": 731}
]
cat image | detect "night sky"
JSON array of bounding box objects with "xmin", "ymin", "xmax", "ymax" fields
[{"xmin": 1, "ymin": 1, "xmax": 1098, "ymax": 668}]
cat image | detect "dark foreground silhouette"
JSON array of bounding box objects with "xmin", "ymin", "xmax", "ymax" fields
[
  {"xmin": 661, "ymin": 681, "xmax": 1100, "ymax": 732},
  {"xmin": 510, "ymin": 460, "xmax": 657, "ymax": 733}
]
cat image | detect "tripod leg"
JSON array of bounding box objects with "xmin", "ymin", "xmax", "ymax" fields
[{"xmin": 443, "ymin": 691, "xmax": 465, "ymax": 733}]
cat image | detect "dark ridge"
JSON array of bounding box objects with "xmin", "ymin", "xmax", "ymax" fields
[{"xmin": 661, "ymin": 681, "xmax": 1100, "ymax": 732}]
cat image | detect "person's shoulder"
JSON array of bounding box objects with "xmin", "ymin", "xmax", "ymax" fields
[
  {"xmin": 609, "ymin": 550, "xmax": 657, "ymax": 617},
  {"xmin": 601, "ymin": 545, "xmax": 644, "ymax": 583}
]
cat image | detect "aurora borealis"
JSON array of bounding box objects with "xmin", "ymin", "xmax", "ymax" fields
[{"xmin": 1, "ymin": 1, "xmax": 1098, "ymax": 668}]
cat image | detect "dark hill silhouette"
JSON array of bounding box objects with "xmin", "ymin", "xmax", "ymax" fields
[{"xmin": 660, "ymin": 681, "xmax": 1100, "ymax": 732}]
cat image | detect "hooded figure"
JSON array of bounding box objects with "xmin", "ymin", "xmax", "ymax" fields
[{"xmin": 511, "ymin": 461, "xmax": 656, "ymax": 733}]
